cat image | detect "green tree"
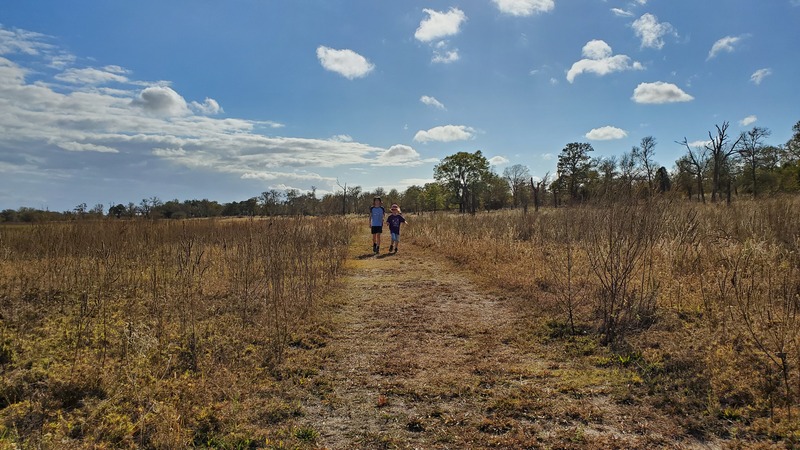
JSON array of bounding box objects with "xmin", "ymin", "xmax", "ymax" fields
[
  {"xmin": 483, "ymin": 171, "xmax": 511, "ymax": 210},
  {"xmin": 557, "ymin": 142, "xmax": 594, "ymax": 202},
  {"xmin": 434, "ymin": 151, "xmax": 491, "ymax": 213}
]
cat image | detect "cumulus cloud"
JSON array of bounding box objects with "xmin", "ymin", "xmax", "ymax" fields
[
  {"xmin": 420, "ymin": 95, "xmax": 446, "ymax": 110},
  {"xmin": 740, "ymin": 115, "xmax": 758, "ymax": 126},
  {"xmin": 415, "ymin": 8, "xmax": 467, "ymax": 42},
  {"xmin": 131, "ymin": 86, "xmax": 191, "ymax": 117},
  {"xmin": 708, "ymin": 35, "xmax": 745, "ymax": 60},
  {"xmin": 413, "ymin": 125, "xmax": 475, "ymax": 143},
  {"xmin": 567, "ymin": 40, "xmax": 643, "ymax": 83},
  {"xmin": 611, "ymin": 8, "xmax": 634, "ymax": 17},
  {"xmin": 190, "ymin": 97, "xmax": 222, "ymax": 115},
  {"xmin": 632, "ymin": 81, "xmax": 694, "ymax": 104},
  {"xmin": 489, "ymin": 156, "xmax": 510, "ymax": 166},
  {"xmin": 586, "ymin": 126, "xmax": 628, "ymax": 141},
  {"xmin": 316, "ymin": 46, "xmax": 374, "ymax": 79},
  {"xmin": 632, "ymin": 13, "xmax": 677, "ymax": 49},
  {"xmin": 491, "ymin": 0, "xmax": 554, "ymax": 17},
  {"xmin": 375, "ymin": 145, "xmax": 436, "ymax": 166},
  {"xmin": 750, "ymin": 68, "xmax": 772, "ymax": 85}
]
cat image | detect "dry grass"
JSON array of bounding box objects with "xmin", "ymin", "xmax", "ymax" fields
[
  {"xmin": 0, "ymin": 217, "xmax": 351, "ymax": 448},
  {"xmin": 408, "ymin": 197, "xmax": 800, "ymax": 445}
]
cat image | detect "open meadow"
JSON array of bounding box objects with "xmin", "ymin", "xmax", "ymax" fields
[{"xmin": 1, "ymin": 198, "xmax": 800, "ymax": 449}]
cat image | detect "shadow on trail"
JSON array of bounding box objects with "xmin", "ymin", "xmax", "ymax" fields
[
  {"xmin": 376, "ymin": 253, "xmax": 396, "ymax": 259},
  {"xmin": 356, "ymin": 253, "xmax": 377, "ymax": 260}
]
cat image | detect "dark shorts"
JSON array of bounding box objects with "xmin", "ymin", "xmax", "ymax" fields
[{"xmin": 371, "ymin": 226, "xmax": 383, "ymax": 234}]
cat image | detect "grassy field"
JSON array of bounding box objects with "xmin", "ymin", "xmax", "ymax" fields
[
  {"xmin": 0, "ymin": 218, "xmax": 351, "ymax": 448},
  {"xmin": 1, "ymin": 199, "xmax": 799, "ymax": 448},
  {"xmin": 408, "ymin": 197, "xmax": 800, "ymax": 445}
]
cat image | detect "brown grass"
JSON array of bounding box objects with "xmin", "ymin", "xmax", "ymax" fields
[
  {"xmin": 0, "ymin": 217, "xmax": 351, "ymax": 448},
  {"xmin": 408, "ymin": 197, "xmax": 800, "ymax": 445}
]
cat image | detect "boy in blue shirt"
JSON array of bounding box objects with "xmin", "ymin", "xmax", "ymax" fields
[
  {"xmin": 369, "ymin": 197, "xmax": 385, "ymax": 254},
  {"xmin": 386, "ymin": 203, "xmax": 407, "ymax": 253}
]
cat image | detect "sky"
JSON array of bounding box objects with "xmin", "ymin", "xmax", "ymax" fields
[{"xmin": 1, "ymin": 0, "xmax": 799, "ymax": 211}]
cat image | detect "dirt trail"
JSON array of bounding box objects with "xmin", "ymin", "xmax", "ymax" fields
[{"xmin": 301, "ymin": 235, "xmax": 713, "ymax": 449}]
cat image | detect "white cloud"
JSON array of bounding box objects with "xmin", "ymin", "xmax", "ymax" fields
[
  {"xmin": 750, "ymin": 68, "xmax": 772, "ymax": 85},
  {"xmin": 415, "ymin": 8, "xmax": 467, "ymax": 42},
  {"xmin": 688, "ymin": 140, "xmax": 711, "ymax": 148},
  {"xmin": 708, "ymin": 35, "xmax": 745, "ymax": 60},
  {"xmin": 57, "ymin": 142, "xmax": 119, "ymax": 153},
  {"xmin": 329, "ymin": 134, "xmax": 353, "ymax": 142},
  {"xmin": 492, "ymin": 0, "xmax": 554, "ymax": 17},
  {"xmin": 413, "ymin": 125, "xmax": 475, "ymax": 143},
  {"xmin": 586, "ymin": 126, "xmax": 628, "ymax": 141},
  {"xmin": 131, "ymin": 86, "xmax": 191, "ymax": 117},
  {"xmin": 489, "ymin": 156, "xmax": 510, "ymax": 166},
  {"xmin": 740, "ymin": 115, "xmax": 758, "ymax": 126},
  {"xmin": 632, "ymin": 81, "xmax": 694, "ymax": 104},
  {"xmin": 316, "ymin": 46, "xmax": 374, "ymax": 79},
  {"xmin": 567, "ymin": 40, "xmax": 643, "ymax": 83},
  {"xmin": 611, "ymin": 8, "xmax": 634, "ymax": 17},
  {"xmin": 190, "ymin": 97, "xmax": 222, "ymax": 115},
  {"xmin": 420, "ymin": 95, "xmax": 446, "ymax": 110},
  {"xmin": 541, "ymin": 153, "xmax": 554, "ymax": 160},
  {"xmin": 0, "ymin": 26, "xmax": 53, "ymax": 56},
  {"xmin": 432, "ymin": 49, "xmax": 459, "ymax": 64},
  {"xmin": 632, "ymin": 13, "xmax": 676, "ymax": 50},
  {"xmin": 55, "ymin": 67, "xmax": 129, "ymax": 85},
  {"xmin": 375, "ymin": 145, "xmax": 436, "ymax": 166}
]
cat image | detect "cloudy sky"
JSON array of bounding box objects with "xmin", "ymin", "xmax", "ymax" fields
[{"xmin": 1, "ymin": 1, "xmax": 798, "ymax": 210}]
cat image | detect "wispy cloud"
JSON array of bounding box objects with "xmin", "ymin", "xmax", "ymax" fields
[
  {"xmin": 632, "ymin": 13, "xmax": 677, "ymax": 49},
  {"xmin": 707, "ymin": 35, "xmax": 746, "ymax": 60},
  {"xmin": 492, "ymin": 0, "xmax": 555, "ymax": 17},
  {"xmin": 611, "ymin": 8, "xmax": 634, "ymax": 17},
  {"xmin": 420, "ymin": 95, "xmax": 446, "ymax": 110},
  {"xmin": 750, "ymin": 68, "xmax": 772, "ymax": 85},
  {"xmin": 739, "ymin": 115, "xmax": 757, "ymax": 126}
]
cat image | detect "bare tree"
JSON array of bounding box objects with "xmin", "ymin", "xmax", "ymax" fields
[
  {"xmin": 678, "ymin": 138, "xmax": 710, "ymax": 203},
  {"xmin": 632, "ymin": 136, "xmax": 657, "ymax": 194},
  {"xmin": 503, "ymin": 164, "xmax": 531, "ymax": 212},
  {"xmin": 618, "ymin": 151, "xmax": 639, "ymax": 199},
  {"xmin": 704, "ymin": 122, "xmax": 744, "ymax": 202},
  {"xmin": 738, "ymin": 127, "xmax": 771, "ymax": 198},
  {"xmin": 530, "ymin": 172, "xmax": 550, "ymax": 213}
]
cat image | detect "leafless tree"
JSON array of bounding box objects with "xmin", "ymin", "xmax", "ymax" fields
[
  {"xmin": 704, "ymin": 122, "xmax": 744, "ymax": 202},
  {"xmin": 503, "ymin": 164, "xmax": 531, "ymax": 212},
  {"xmin": 531, "ymin": 172, "xmax": 550, "ymax": 212},
  {"xmin": 738, "ymin": 127, "xmax": 771, "ymax": 198},
  {"xmin": 678, "ymin": 138, "xmax": 710, "ymax": 203},
  {"xmin": 632, "ymin": 136, "xmax": 657, "ymax": 194}
]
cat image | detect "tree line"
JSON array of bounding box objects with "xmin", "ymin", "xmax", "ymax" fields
[{"xmin": 3, "ymin": 120, "xmax": 799, "ymax": 223}]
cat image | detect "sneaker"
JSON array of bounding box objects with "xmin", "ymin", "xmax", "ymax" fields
[
  {"xmin": 389, "ymin": 245, "xmax": 394, "ymax": 253},
  {"xmin": 394, "ymin": 248, "xmax": 398, "ymax": 253},
  {"xmin": 372, "ymin": 243, "xmax": 377, "ymax": 253}
]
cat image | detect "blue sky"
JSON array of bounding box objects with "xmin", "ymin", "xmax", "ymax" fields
[{"xmin": 1, "ymin": 0, "xmax": 798, "ymax": 210}]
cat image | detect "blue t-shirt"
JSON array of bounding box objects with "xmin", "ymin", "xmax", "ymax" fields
[
  {"xmin": 386, "ymin": 214, "xmax": 406, "ymax": 234},
  {"xmin": 370, "ymin": 206, "xmax": 385, "ymax": 226}
]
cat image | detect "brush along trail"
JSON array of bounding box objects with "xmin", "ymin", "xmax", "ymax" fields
[{"xmin": 297, "ymin": 233, "xmax": 714, "ymax": 450}]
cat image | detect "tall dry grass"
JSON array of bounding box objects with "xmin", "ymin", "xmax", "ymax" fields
[
  {"xmin": 0, "ymin": 217, "xmax": 351, "ymax": 448},
  {"xmin": 408, "ymin": 197, "xmax": 800, "ymax": 440}
]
